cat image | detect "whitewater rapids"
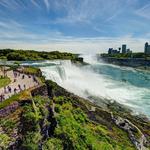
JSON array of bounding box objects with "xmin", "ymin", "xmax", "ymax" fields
[{"xmin": 23, "ymin": 55, "xmax": 150, "ymax": 117}]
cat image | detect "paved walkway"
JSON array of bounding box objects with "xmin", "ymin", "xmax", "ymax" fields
[{"xmin": 0, "ymin": 70, "xmax": 38, "ymax": 101}]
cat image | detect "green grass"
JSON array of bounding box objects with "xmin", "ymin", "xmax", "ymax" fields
[
  {"xmin": 53, "ymin": 96, "xmax": 136, "ymax": 150},
  {"xmin": 0, "ymin": 76, "xmax": 11, "ymax": 88},
  {"xmin": 23, "ymin": 67, "xmax": 39, "ymax": 75},
  {"xmin": 0, "ymin": 95, "xmax": 137, "ymax": 149},
  {"xmin": 23, "ymin": 67, "xmax": 45, "ymax": 83},
  {"xmin": 0, "ymin": 90, "xmax": 31, "ymax": 109},
  {"xmin": 0, "ymin": 133, "xmax": 11, "ymax": 149},
  {"xmin": 0, "ymin": 94, "xmax": 20, "ymax": 109}
]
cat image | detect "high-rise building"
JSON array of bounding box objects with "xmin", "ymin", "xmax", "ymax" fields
[
  {"xmin": 108, "ymin": 48, "xmax": 113, "ymax": 54},
  {"xmin": 126, "ymin": 49, "xmax": 132, "ymax": 53},
  {"xmin": 122, "ymin": 44, "xmax": 127, "ymax": 54},
  {"xmin": 108, "ymin": 48, "xmax": 120, "ymax": 54},
  {"xmin": 144, "ymin": 42, "xmax": 150, "ymax": 54}
]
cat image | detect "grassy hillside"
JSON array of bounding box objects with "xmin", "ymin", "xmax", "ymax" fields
[
  {"xmin": 0, "ymin": 95, "xmax": 135, "ymax": 150},
  {"xmin": 0, "ymin": 78, "xmax": 150, "ymax": 149}
]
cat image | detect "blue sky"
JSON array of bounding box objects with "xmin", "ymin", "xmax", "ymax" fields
[{"xmin": 0, "ymin": 0, "xmax": 150, "ymax": 53}]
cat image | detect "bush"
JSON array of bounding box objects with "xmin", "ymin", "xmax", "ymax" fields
[
  {"xmin": 55, "ymin": 104, "xmax": 62, "ymax": 113},
  {"xmin": 43, "ymin": 138, "xmax": 63, "ymax": 150},
  {"xmin": 0, "ymin": 49, "xmax": 77, "ymax": 61},
  {"xmin": 22, "ymin": 132, "xmax": 42, "ymax": 150},
  {"xmin": 0, "ymin": 134, "xmax": 11, "ymax": 149}
]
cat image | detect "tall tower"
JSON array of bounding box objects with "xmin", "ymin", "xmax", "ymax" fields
[
  {"xmin": 122, "ymin": 44, "xmax": 126, "ymax": 54},
  {"xmin": 145, "ymin": 42, "xmax": 148, "ymax": 54}
]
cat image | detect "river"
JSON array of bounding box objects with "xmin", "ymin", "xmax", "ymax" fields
[{"xmin": 22, "ymin": 55, "xmax": 150, "ymax": 117}]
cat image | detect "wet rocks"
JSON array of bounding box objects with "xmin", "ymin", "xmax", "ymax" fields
[{"xmin": 111, "ymin": 114, "xmax": 147, "ymax": 150}]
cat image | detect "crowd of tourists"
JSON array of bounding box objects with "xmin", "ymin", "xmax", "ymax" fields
[{"xmin": 0, "ymin": 71, "xmax": 39, "ymax": 102}]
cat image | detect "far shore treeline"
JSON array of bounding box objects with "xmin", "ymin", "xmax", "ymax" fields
[
  {"xmin": 101, "ymin": 52, "xmax": 150, "ymax": 59},
  {"xmin": 0, "ymin": 49, "xmax": 79, "ymax": 61}
]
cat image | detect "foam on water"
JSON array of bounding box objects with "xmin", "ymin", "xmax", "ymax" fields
[{"xmin": 30, "ymin": 55, "xmax": 150, "ymax": 117}]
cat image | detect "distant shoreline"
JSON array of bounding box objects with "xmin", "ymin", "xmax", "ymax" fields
[{"xmin": 100, "ymin": 56, "xmax": 150, "ymax": 70}]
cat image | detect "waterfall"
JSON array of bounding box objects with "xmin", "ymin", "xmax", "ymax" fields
[
  {"xmin": 56, "ymin": 65, "xmax": 67, "ymax": 81},
  {"xmin": 31, "ymin": 57, "xmax": 150, "ymax": 118}
]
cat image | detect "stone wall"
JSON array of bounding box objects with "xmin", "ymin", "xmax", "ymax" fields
[
  {"xmin": 0, "ymin": 85, "xmax": 48, "ymax": 117},
  {"xmin": 0, "ymin": 102, "xmax": 19, "ymax": 117}
]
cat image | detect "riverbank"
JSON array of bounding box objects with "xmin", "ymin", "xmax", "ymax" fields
[{"xmin": 100, "ymin": 56, "xmax": 150, "ymax": 70}]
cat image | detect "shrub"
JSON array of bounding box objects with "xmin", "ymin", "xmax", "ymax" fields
[
  {"xmin": 43, "ymin": 138, "xmax": 63, "ymax": 150},
  {"xmin": 0, "ymin": 134, "xmax": 11, "ymax": 149}
]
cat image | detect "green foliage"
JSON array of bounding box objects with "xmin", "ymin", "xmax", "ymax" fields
[
  {"xmin": 0, "ymin": 76, "xmax": 11, "ymax": 88},
  {"xmin": 22, "ymin": 103, "xmax": 41, "ymax": 132},
  {"xmin": 43, "ymin": 138, "xmax": 63, "ymax": 150},
  {"xmin": 33, "ymin": 96, "xmax": 50, "ymax": 117},
  {"xmin": 0, "ymin": 112, "xmax": 18, "ymax": 148},
  {"xmin": 0, "ymin": 90, "xmax": 31, "ymax": 109},
  {"xmin": 53, "ymin": 96, "xmax": 135, "ymax": 150},
  {"xmin": 54, "ymin": 104, "xmax": 62, "ymax": 113},
  {"xmin": 101, "ymin": 52, "xmax": 150, "ymax": 59},
  {"xmin": 0, "ymin": 133, "xmax": 11, "ymax": 149},
  {"xmin": 0, "ymin": 95, "xmax": 19, "ymax": 109},
  {"xmin": 0, "ymin": 119, "xmax": 16, "ymax": 133},
  {"xmin": 0, "ymin": 49, "xmax": 77, "ymax": 61},
  {"xmin": 54, "ymin": 103, "xmax": 106, "ymax": 149},
  {"xmin": 0, "ymin": 93, "xmax": 137, "ymax": 149},
  {"xmin": 7, "ymin": 52, "xmax": 27, "ymax": 61},
  {"xmin": 22, "ymin": 131, "xmax": 42, "ymax": 150},
  {"xmin": 23, "ymin": 67, "xmax": 40, "ymax": 75},
  {"xmin": 22, "ymin": 66, "xmax": 45, "ymax": 83},
  {"xmin": 13, "ymin": 61, "xmax": 20, "ymax": 66},
  {"xmin": 54, "ymin": 96, "xmax": 71, "ymax": 105},
  {"xmin": 20, "ymin": 96, "xmax": 51, "ymax": 149}
]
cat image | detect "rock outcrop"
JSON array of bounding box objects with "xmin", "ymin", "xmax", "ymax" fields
[
  {"xmin": 112, "ymin": 114, "xmax": 148, "ymax": 150},
  {"xmin": 0, "ymin": 102, "xmax": 19, "ymax": 117},
  {"xmin": 31, "ymin": 85, "xmax": 48, "ymax": 97}
]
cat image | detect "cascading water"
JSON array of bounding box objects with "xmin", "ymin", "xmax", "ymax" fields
[
  {"xmin": 25, "ymin": 56, "xmax": 150, "ymax": 117},
  {"xmin": 56, "ymin": 65, "xmax": 66, "ymax": 81}
]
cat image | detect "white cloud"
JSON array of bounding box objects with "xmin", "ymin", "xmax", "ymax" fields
[
  {"xmin": 0, "ymin": 0, "xmax": 149, "ymax": 54},
  {"xmin": 30, "ymin": 0, "xmax": 41, "ymax": 9},
  {"xmin": 0, "ymin": 0, "xmax": 22, "ymax": 10},
  {"xmin": 49, "ymin": 0, "xmax": 123, "ymax": 25},
  {"xmin": 43, "ymin": 0, "xmax": 50, "ymax": 11},
  {"xmin": 0, "ymin": 35, "xmax": 147, "ymax": 54},
  {"xmin": 0, "ymin": 20, "xmax": 23, "ymax": 30},
  {"xmin": 135, "ymin": 2, "xmax": 150, "ymax": 19}
]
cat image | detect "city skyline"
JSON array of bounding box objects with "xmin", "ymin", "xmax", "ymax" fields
[{"xmin": 0, "ymin": 0, "xmax": 150, "ymax": 53}]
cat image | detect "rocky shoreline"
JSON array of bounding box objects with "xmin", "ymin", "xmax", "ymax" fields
[
  {"xmin": 46, "ymin": 80, "xmax": 150, "ymax": 149},
  {"xmin": 100, "ymin": 56, "xmax": 150, "ymax": 70}
]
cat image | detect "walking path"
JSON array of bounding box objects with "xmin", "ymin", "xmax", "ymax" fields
[{"xmin": 0, "ymin": 70, "xmax": 39, "ymax": 101}]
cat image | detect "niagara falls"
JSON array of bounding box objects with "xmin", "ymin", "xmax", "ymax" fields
[
  {"xmin": 1, "ymin": 0, "xmax": 150, "ymax": 149},
  {"xmin": 20, "ymin": 55, "xmax": 150, "ymax": 118}
]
